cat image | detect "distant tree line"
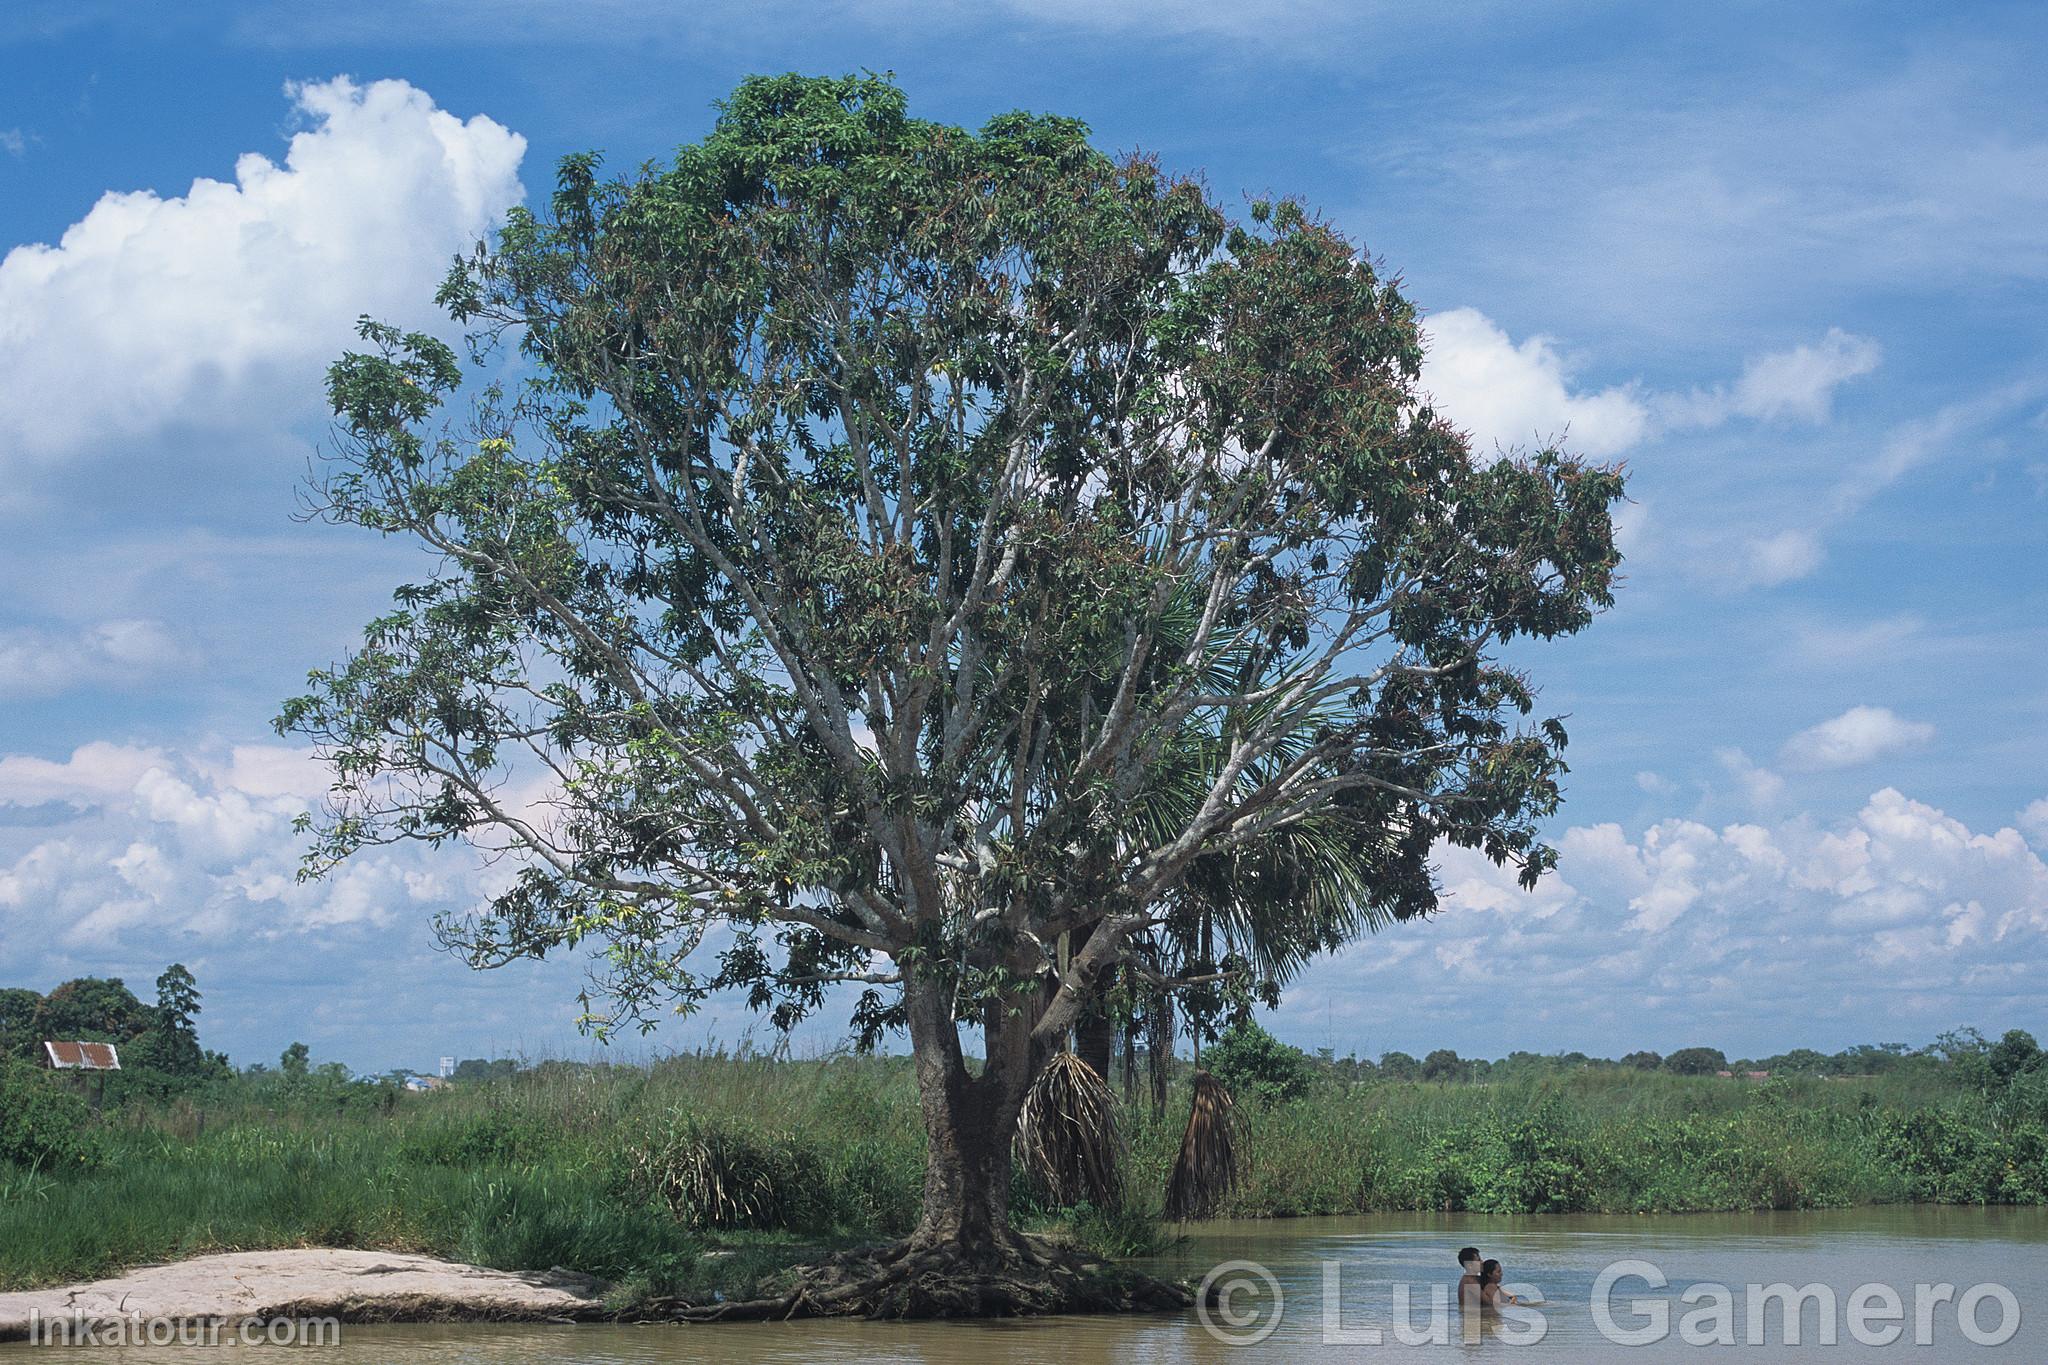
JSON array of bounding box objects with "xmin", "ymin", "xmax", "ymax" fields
[{"xmin": 1198, "ymin": 1021, "xmax": 2047, "ymax": 1095}]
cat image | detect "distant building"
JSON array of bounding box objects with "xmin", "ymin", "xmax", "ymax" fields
[
  {"xmin": 42, "ymin": 1041, "xmax": 121, "ymax": 1071},
  {"xmin": 404, "ymin": 1075, "xmax": 449, "ymax": 1092}
]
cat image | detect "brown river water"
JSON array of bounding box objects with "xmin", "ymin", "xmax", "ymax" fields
[{"xmin": 27, "ymin": 1206, "xmax": 2048, "ymax": 1360}]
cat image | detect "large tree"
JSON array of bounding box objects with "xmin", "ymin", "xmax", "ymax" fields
[{"xmin": 282, "ymin": 74, "xmax": 1622, "ymax": 1300}]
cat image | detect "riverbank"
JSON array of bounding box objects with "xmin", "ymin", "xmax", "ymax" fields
[
  {"xmin": 4, "ymin": 1051, "xmax": 2044, "ymax": 1298},
  {"xmin": 0, "ymin": 1249, "xmax": 612, "ymax": 1341}
]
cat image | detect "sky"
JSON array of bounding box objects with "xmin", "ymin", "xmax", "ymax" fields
[{"xmin": 1, "ymin": 1, "xmax": 2044, "ymax": 1074}]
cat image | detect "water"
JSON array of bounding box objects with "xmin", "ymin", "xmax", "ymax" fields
[{"xmin": 30, "ymin": 1207, "xmax": 2048, "ymax": 1360}]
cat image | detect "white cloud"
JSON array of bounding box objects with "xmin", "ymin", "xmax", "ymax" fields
[
  {"xmin": 1724, "ymin": 529, "xmax": 1825, "ymax": 589},
  {"xmin": 0, "ymin": 77, "xmax": 525, "ymax": 465},
  {"xmin": 0, "ymin": 741, "xmax": 170, "ymax": 804},
  {"xmin": 0, "ymin": 618, "xmax": 189, "ymax": 699},
  {"xmin": 1716, "ymin": 747, "xmax": 1784, "ymax": 807},
  {"xmin": 0, "ymin": 128, "xmax": 25, "ymax": 158},
  {"xmin": 1830, "ymin": 378, "xmax": 2048, "ymax": 519},
  {"xmin": 1420, "ymin": 307, "xmax": 1651, "ymax": 459},
  {"xmin": 1661, "ymin": 329, "xmax": 1883, "ymax": 428},
  {"xmin": 0, "ymin": 739, "xmax": 444, "ymax": 945},
  {"xmin": 1731, "ymin": 329, "xmax": 1882, "ymax": 423},
  {"xmin": 1284, "ymin": 787, "xmax": 2048, "ymax": 1052},
  {"xmin": 1781, "ymin": 705, "xmax": 1935, "ymax": 771},
  {"xmin": 1786, "ymin": 613, "xmax": 1926, "ymax": 665},
  {"xmin": 2021, "ymin": 799, "xmax": 2048, "ymax": 848},
  {"xmin": 1422, "ymin": 311, "xmax": 1882, "ymax": 471}
]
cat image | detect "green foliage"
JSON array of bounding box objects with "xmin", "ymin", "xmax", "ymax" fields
[
  {"xmin": 146, "ymin": 965, "xmax": 204, "ymax": 1078},
  {"xmin": 1060, "ymin": 1200, "xmax": 1172, "ymax": 1258},
  {"xmin": 279, "ymin": 1042, "xmax": 310, "ymax": 1081},
  {"xmin": 1988, "ymin": 1029, "xmax": 2041, "ymax": 1087},
  {"xmin": 613, "ymin": 1109, "xmax": 831, "ymax": 1231},
  {"xmin": 1204, "ymin": 1019, "xmax": 1316, "ymax": 1103},
  {"xmin": 283, "ymin": 71, "xmax": 1623, "ymax": 1068},
  {"xmin": 400, "ymin": 1107, "xmax": 559, "ymax": 1166},
  {"xmin": 0, "ymin": 988, "xmax": 41, "ymax": 1061},
  {"xmin": 4, "ymin": 1050, "xmax": 2048, "ymax": 1295},
  {"xmin": 1421, "ymin": 1048, "xmax": 1468, "ymax": 1082},
  {"xmin": 0, "ymin": 1062, "xmax": 102, "ymax": 1171},
  {"xmin": 33, "ymin": 977, "xmax": 151, "ymax": 1043},
  {"xmin": 1665, "ymin": 1046, "xmax": 1728, "ymax": 1076}
]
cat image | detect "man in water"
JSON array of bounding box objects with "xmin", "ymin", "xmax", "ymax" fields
[{"xmin": 1457, "ymin": 1247, "xmax": 1483, "ymax": 1311}]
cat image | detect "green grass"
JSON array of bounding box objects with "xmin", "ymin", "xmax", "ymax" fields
[{"xmin": 3, "ymin": 1053, "xmax": 2045, "ymax": 1294}]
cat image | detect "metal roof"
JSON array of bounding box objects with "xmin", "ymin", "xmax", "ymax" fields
[{"xmin": 43, "ymin": 1041, "xmax": 122, "ymax": 1070}]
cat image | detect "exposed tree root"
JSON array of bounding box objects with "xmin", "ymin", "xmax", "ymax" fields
[{"xmin": 664, "ymin": 1234, "xmax": 1192, "ymax": 1322}]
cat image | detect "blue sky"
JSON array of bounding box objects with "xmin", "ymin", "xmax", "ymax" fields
[{"xmin": 1, "ymin": 1, "xmax": 2044, "ymax": 1073}]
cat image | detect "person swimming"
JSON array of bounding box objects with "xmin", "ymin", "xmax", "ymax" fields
[
  {"xmin": 1477, "ymin": 1258, "xmax": 1526, "ymax": 1309},
  {"xmin": 1457, "ymin": 1246, "xmax": 1483, "ymax": 1310}
]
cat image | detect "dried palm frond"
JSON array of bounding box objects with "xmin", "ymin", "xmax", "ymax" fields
[
  {"xmin": 1015, "ymin": 1051, "xmax": 1124, "ymax": 1208},
  {"xmin": 1164, "ymin": 1069, "xmax": 1238, "ymax": 1222}
]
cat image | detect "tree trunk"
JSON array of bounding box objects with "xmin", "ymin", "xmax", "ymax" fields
[
  {"xmin": 1075, "ymin": 1008, "xmax": 1114, "ymax": 1086},
  {"xmin": 903, "ymin": 971, "xmax": 1040, "ymax": 1263},
  {"xmin": 1066, "ymin": 923, "xmax": 1115, "ymax": 1083},
  {"xmin": 1146, "ymin": 993, "xmax": 1175, "ymax": 1112}
]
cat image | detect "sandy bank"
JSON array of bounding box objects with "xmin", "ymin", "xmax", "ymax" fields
[{"xmin": 0, "ymin": 1249, "xmax": 613, "ymax": 1339}]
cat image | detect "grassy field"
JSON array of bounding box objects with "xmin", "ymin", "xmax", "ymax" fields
[{"xmin": 4, "ymin": 1050, "xmax": 2046, "ymax": 1297}]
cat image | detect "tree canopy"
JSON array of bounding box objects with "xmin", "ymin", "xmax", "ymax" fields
[{"xmin": 282, "ymin": 72, "xmax": 1623, "ymax": 1272}]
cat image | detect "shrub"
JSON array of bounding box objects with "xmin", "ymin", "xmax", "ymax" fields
[
  {"xmin": 0, "ymin": 1063, "xmax": 103, "ymax": 1171},
  {"xmin": 614, "ymin": 1110, "xmax": 829, "ymax": 1230},
  {"xmin": 1205, "ymin": 1020, "xmax": 1316, "ymax": 1103},
  {"xmin": 401, "ymin": 1107, "xmax": 557, "ymax": 1166}
]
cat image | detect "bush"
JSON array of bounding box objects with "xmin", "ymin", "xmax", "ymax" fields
[
  {"xmin": 401, "ymin": 1107, "xmax": 557, "ymax": 1166},
  {"xmin": 1205, "ymin": 1020, "xmax": 1316, "ymax": 1103},
  {"xmin": 0, "ymin": 1063, "xmax": 102, "ymax": 1171},
  {"xmin": 614, "ymin": 1110, "xmax": 830, "ymax": 1231}
]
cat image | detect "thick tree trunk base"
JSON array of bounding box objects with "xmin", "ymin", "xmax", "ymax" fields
[{"xmin": 667, "ymin": 1235, "xmax": 1191, "ymax": 1322}]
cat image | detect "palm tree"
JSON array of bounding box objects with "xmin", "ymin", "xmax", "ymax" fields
[{"xmin": 1019, "ymin": 626, "xmax": 1416, "ymax": 1217}]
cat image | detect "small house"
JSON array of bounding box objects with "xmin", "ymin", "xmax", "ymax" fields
[
  {"xmin": 41, "ymin": 1041, "xmax": 121, "ymax": 1111},
  {"xmin": 42, "ymin": 1041, "xmax": 121, "ymax": 1071}
]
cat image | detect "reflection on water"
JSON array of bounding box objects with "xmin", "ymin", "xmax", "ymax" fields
[{"xmin": 26, "ymin": 1206, "xmax": 2048, "ymax": 1361}]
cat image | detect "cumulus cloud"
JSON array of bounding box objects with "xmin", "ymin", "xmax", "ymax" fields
[
  {"xmin": 1716, "ymin": 747, "xmax": 1785, "ymax": 808},
  {"xmin": 1781, "ymin": 705, "xmax": 1935, "ymax": 771},
  {"xmin": 1282, "ymin": 788, "xmax": 2048, "ymax": 1053},
  {"xmin": 0, "ymin": 619, "xmax": 190, "ymax": 699},
  {"xmin": 1420, "ymin": 307, "xmax": 1651, "ymax": 459},
  {"xmin": 1421, "ymin": 311, "xmax": 1881, "ymax": 469},
  {"xmin": 0, "ymin": 740, "xmax": 171, "ymax": 804},
  {"xmin": 0, "ymin": 740, "xmax": 443, "ymax": 947},
  {"xmin": 0, "ymin": 77, "xmax": 525, "ymax": 465},
  {"xmin": 2019, "ymin": 799, "xmax": 2048, "ymax": 848}
]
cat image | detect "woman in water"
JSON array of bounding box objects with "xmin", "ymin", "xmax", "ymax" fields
[{"xmin": 1478, "ymin": 1259, "xmax": 1526, "ymax": 1309}]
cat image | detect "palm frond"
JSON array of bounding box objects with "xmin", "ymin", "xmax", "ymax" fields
[
  {"xmin": 1164, "ymin": 1069, "xmax": 1238, "ymax": 1221},
  {"xmin": 1015, "ymin": 1051, "xmax": 1123, "ymax": 1208}
]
